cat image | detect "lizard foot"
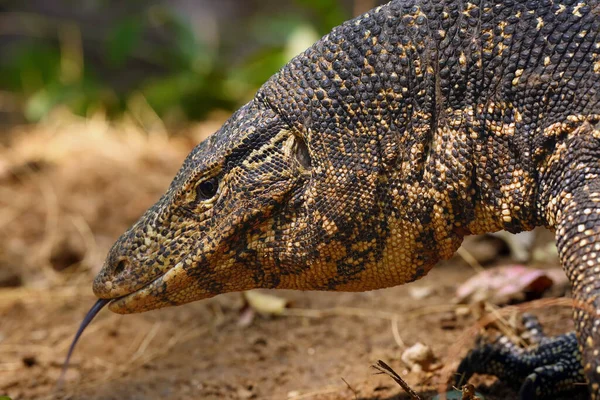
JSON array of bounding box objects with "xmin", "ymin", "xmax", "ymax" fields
[{"xmin": 455, "ymin": 313, "xmax": 587, "ymax": 399}]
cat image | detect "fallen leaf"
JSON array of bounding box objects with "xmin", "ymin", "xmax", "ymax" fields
[
  {"xmin": 455, "ymin": 265, "xmax": 559, "ymax": 305},
  {"xmin": 243, "ymin": 291, "xmax": 288, "ymax": 316}
]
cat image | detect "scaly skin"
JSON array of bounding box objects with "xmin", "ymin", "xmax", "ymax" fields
[
  {"xmin": 93, "ymin": 0, "xmax": 600, "ymax": 397},
  {"xmin": 457, "ymin": 314, "xmax": 586, "ymax": 398}
]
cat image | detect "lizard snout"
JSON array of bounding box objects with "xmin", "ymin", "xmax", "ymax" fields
[
  {"xmin": 93, "ymin": 247, "xmax": 146, "ymax": 299},
  {"xmin": 93, "ymin": 204, "xmax": 197, "ymax": 311},
  {"xmin": 93, "ymin": 227, "xmax": 175, "ymax": 303}
]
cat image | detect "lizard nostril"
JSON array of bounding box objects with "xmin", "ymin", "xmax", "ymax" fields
[{"xmin": 114, "ymin": 259, "xmax": 128, "ymax": 275}]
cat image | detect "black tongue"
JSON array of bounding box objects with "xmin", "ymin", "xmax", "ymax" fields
[{"xmin": 57, "ymin": 298, "xmax": 110, "ymax": 388}]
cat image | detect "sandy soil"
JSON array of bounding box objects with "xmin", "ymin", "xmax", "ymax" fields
[{"xmin": 0, "ymin": 113, "xmax": 581, "ymax": 400}]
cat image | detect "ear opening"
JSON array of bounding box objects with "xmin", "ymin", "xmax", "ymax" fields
[{"xmin": 292, "ymin": 135, "xmax": 312, "ymax": 171}]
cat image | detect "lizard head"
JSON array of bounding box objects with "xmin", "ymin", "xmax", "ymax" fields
[{"xmin": 93, "ymin": 98, "xmax": 313, "ymax": 313}]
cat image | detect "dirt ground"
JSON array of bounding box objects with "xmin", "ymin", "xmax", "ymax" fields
[{"xmin": 0, "ymin": 112, "xmax": 580, "ymax": 400}]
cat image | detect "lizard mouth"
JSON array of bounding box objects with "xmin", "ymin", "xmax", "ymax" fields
[
  {"xmin": 105, "ymin": 261, "xmax": 213, "ymax": 314},
  {"xmin": 106, "ymin": 269, "xmax": 171, "ymax": 314}
]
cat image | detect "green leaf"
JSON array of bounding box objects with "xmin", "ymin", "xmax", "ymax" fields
[
  {"xmin": 294, "ymin": 0, "xmax": 348, "ymax": 33},
  {"xmin": 227, "ymin": 47, "xmax": 288, "ymax": 89},
  {"xmin": 25, "ymin": 89, "xmax": 55, "ymax": 121},
  {"xmin": 248, "ymin": 15, "xmax": 306, "ymax": 46},
  {"xmin": 0, "ymin": 396, "xmax": 13, "ymax": 400},
  {"xmin": 0, "ymin": 41, "xmax": 61, "ymax": 92},
  {"xmin": 163, "ymin": 12, "xmax": 213, "ymax": 73},
  {"xmin": 141, "ymin": 73, "xmax": 201, "ymax": 115},
  {"xmin": 105, "ymin": 18, "xmax": 145, "ymax": 67},
  {"xmin": 24, "ymin": 75, "xmax": 105, "ymax": 121},
  {"xmin": 171, "ymin": 17, "xmax": 199, "ymax": 64}
]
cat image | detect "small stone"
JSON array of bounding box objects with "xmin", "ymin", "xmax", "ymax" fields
[
  {"xmin": 408, "ymin": 285, "xmax": 434, "ymax": 299},
  {"xmin": 401, "ymin": 342, "xmax": 440, "ymax": 372},
  {"xmin": 455, "ymin": 306, "xmax": 471, "ymax": 318},
  {"xmin": 237, "ymin": 387, "xmax": 254, "ymax": 399}
]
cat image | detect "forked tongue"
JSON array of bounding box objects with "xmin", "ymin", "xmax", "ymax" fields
[{"xmin": 57, "ymin": 298, "xmax": 110, "ymax": 388}]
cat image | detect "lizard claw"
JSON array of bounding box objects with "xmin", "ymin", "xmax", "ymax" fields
[{"xmin": 456, "ymin": 314, "xmax": 587, "ymax": 399}]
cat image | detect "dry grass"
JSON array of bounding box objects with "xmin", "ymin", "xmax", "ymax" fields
[
  {"xmin": 0, "ymin": 108, "xmax": 219, "ymax": 287},
  {"xmin": 0, "ymin": 109, "xmax": 223, "ymax": 398}
]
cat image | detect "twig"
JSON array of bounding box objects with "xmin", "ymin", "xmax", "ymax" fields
[
  {"xmin": 391, "ymin": 316, "xmax": 406, "ymax": 348},
  {"xmin": 372, "ymin": 360, "xmax": 422, "ymax": 400},
  {"xmin": 341, "ymin": 377, "xmax": 359, "ymax": 400},
  {"xmin": 70, "ymin": 214, "xmax": 98, "ymax": 271},
  {"xmin": 456, "ymin": 246, "xmax": 485, "ymax": 274},
  {"xmin": 32, "ymin": 162, "xmax": 60, "ymax": 275},
  {"xmin": 484, "ymin": 302, "xmax": 527, "ymax": 348},
  {"xmin": 129, "ymin": 322, "xmax": 161, "ymax": 363}
]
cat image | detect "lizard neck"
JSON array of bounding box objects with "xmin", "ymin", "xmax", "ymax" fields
[{"xmin": 254, "ymin": 0, "xmax": 600, "ymax": 291}]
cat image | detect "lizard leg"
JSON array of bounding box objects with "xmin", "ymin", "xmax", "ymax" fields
[
  {"xmin": 554, "ymin": 178, "xmax": 600, "ymax": 398},
  {"xmin": 518, "ymin": 359, "xmax": 587, "ymax": 399},
  {"xmin": 521, "ymin": 312, "xmax": 547, "ymax": 344},
  {"xmin": 537, "ymin": 123, "xmax": 600, "ymax": 397},
  {"xmin": 456, "ymin": 314, "xmax": 586, "ymax": 399}
]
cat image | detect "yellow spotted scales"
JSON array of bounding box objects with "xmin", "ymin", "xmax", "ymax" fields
[{"xmin": 88, "ymin": 0, "xmax": 600, "ymax": 398}]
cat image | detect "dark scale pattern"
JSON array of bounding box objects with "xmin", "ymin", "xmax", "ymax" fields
[
  {"xmin": 91, "ymin": 0, "xmax": 600, "ymax": 396},
  {"xmin": 457, "ymin": 315, "xmax": 586, "ymax": 399}
]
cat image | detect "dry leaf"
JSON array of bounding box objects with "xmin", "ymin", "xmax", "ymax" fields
[
  {"xmin": 243, "ymin": 291, "xmax": 288, "ymax": 316},
  {"xmin": 455, "ymin": 265, "xmax": 559, "ymax": 305}
]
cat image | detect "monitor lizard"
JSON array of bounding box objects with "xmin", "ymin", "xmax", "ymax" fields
[{"xmin": 89, "ymin": 0, "xmax": 600, "ymax": 398}]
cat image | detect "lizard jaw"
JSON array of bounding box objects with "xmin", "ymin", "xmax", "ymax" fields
[
  {"xmin": 106, "ymin": 274, "xmax": 165, "ymax": 314},
  {"xmin": 106, "ymin": 262, "xmax": 213, "ymax": 314},
  {"xmin": 106, "ymin": 264, "xmax": 178, "ymax": 314}
]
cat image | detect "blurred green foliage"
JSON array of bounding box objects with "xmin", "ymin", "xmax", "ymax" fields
[{"xmin": 0, "ymin": 0, "xmax": 352, "ymax": 124}]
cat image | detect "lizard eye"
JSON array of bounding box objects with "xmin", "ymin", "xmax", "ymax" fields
[{"xmin": 196, "ymin": 177, "xmax": 219, "ymax": 200}]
